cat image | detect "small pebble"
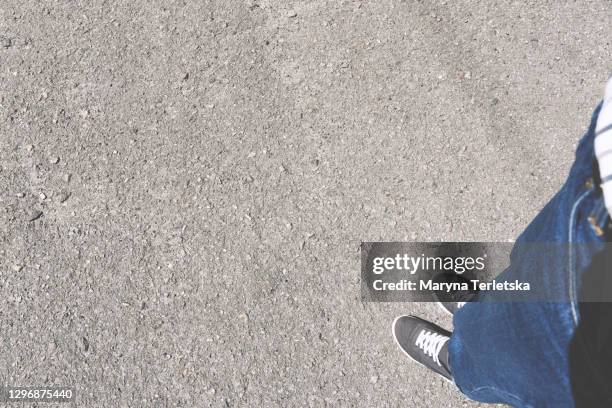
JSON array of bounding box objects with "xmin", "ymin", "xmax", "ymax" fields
[
  {"xmin": 25, "ymin": 144, "xmax": 33, "ymax": 152},
  {"xmin": 29, "ymin": 210, "xmax": 43, "ymax": 222},
  {"xmin": 12, "ymin": 264, "xmax": 23, "ymax": 272},
  {"xmin": 58, "ymin": 192, "xmax": 71, "ymax": 203},
  {"xmin": 287, "ymin": 10, "xmax": 297, "ymax": 17},
  {"xmin": 1, "ymin": 37, "xmax": 11, "ymax": 48},
  {"xmin": 39, "ymin": 192, "xmax": 47, "ymax": 200},
  {"xmin": 63, "ymin": 173, "xmax": 72, "ymax": 183},
  {"xmin": 370, "ymin": 375, "xmax": 379, "ymax": 384},
  {"xmin": 49, "ymin": 156, "xmax": 59, "ymax": 164},
  {"xmin": 15, "ymin": 192, "xmax": 25, "ymax": 198}
]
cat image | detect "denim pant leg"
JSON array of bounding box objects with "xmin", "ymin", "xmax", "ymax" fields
[{"xmin": 448, "ymin": 104, "xmax": 607, "ymax": 408}]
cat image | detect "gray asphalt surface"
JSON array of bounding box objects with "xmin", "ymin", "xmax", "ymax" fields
[{"xmin": 1, "ymin": 1, "xmax": 610, "ymax": 407}]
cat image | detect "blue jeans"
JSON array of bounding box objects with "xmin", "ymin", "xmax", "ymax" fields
[{"xmin": 448, "ymin": 104, "xmax": 608, "ymax": 407}]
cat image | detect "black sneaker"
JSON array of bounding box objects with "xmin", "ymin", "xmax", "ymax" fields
[
  {"xmin": 431, "ymin": 273, "xmax": 478, "ymax": 316},
  {"xmin": 392, "ymin": 315, "xmax": 453, "ymax": 382},
  {"xmin": 437, "ymin": 300, "xmax": 468, "ymax": 316}
]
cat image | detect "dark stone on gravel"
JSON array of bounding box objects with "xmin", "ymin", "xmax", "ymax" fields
[{"xmin": 29, "ymin": 210, "xmax": 43, "ymax": 222}]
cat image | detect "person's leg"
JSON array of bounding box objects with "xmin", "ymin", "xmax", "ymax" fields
[
  {"xmin": 393, "ymin": 102, "xmax": 608, "ymax": 407},
  {"xmin": 448, "ymin": 103, "xmax": 607, "ymax": 407}
]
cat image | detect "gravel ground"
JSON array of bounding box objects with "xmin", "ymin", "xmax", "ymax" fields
[{"xmin": 1, "ymin": 1, "xmax": 610, "ymax": 407}]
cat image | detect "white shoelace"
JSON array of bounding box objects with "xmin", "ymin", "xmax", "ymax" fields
[{"xmin": 415, "ymin": 329, "xmax": 449, "ymax": 366}]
